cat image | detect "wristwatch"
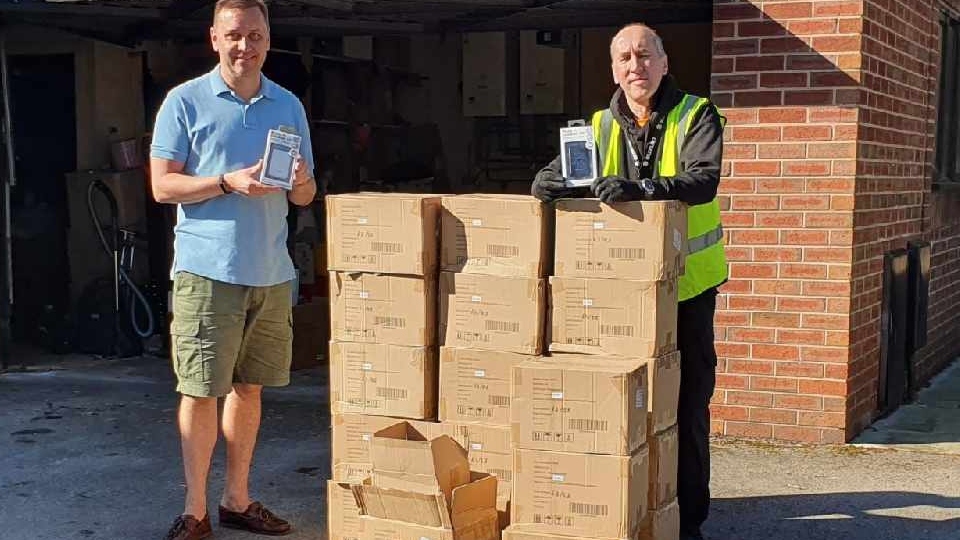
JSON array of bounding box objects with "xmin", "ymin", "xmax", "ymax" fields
[
  {"xmin": 640, "ymin": 178, "xmax": 657, "ymax": 198},
  {"xmin": 218, "ymin": 174, "xmax": 231, "ymax": 194}
]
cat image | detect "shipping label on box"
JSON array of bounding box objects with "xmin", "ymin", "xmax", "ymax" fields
[
  {"xmin": 640, "ymin": 499, "xmax": 680, "ymax": 540},
  {"xmin": 649, "ymin": 426, "xmax": 679, "ymax": 510},
  {"xmin": 328, "ymin": 481, "xmax": 366, "ymax": 540},
  {"xmin": 440, "ymin": 194, "xmax": 551, "ymax": 277},
  {"xmin": 439, "ymin": 347, "xmax": 527, "ymax": 426},
  {"xmin": 442, "ymin": 421, "xmax": 514, "ymax": 526},
  {"xmin": 326, "ymin": 193, "xmax": 440, "ymax": 276},
  {"xmin": 331, "ymin": 414, "xmax": 443, "ymax": 482},
  {"xmin": 330, "ymin": 342, "xmax": 437, "ymax": 419},
  {"xmin": 648, "ymin": 352, "xmax": 682, "ymax": 435},
  {"xmin": 549, "ymin": 277, "xmax": 677, "ymax": 357},
  {"xmin": 440, "ymin": 273, "xmax": 545, "ymax": 354},
  {"xmin": 330, "ymin": 272, "xmax": 436, "ymax": 346},
  {"xmin": 511, "ymin": 355, "xmax": 647, "ymax": 455},
  {"xmin": 512, "ymin": 448, "xmax": 648, "ymax": 539},
  {"xmin": 554, "ymin": 199, "xmax": 686, "ymax": 281}
]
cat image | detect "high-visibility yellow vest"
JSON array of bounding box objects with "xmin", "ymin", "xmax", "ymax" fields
[{"xmin": 591, "ymin": 94, "xmax": 728, "ymax": 301}]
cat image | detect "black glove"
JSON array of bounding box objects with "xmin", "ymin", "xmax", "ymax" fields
[
  {"xmin": 531, "ymin": 169, "xmax": 576, "ymax": 203},
  {"xmin": 592, "ymin": 176, "xmax": 666, "ymax": 204}
]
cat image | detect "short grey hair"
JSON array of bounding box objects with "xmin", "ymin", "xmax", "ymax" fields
[{"xmin": 610, "ymin": 23, "xmax": 666, "ymax": 58}]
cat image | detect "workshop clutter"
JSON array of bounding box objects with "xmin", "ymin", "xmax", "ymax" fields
[{"xmin": 326, "ymin": 192, "xmax": 685, "ymax": 540}]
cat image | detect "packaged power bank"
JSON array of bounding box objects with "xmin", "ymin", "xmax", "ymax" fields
[
  {"xmin": 560, "ymin": 123, "xmax": 597, "ymax": 187},
  {"xmin": 260, "ymin": 127, "xmax": 302, "ymax": 190}
]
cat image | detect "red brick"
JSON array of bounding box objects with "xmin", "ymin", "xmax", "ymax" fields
[
  {"xmin": 834, "ymin": 89, "xmax": 862, "ymax": 106},
  {"xmin": 727, "ymin": 359, "xmax": 776, "ymax": 375},
  {"xmin": 781, "ymin": 263, "xmax": 828, "ymax": 279},
  {"xmin": 758, "ymin": 108, "xmax": 808, "ymax": 123},
  {"xmin": 786, "ymin": 54, "xmax": 836, "ymax": 71},
  {"xmin": 829, "ymin": 194, "xmax": 855, "ymax": 210},
  {"xmin": 804, "ymin": 247, "xmax": 851, "ymax": 263},
  {"xmin": 753, "ymin": 312, "xmax": 801, "ymax": 328},
  {"xmin": 749, "ymin": 407, "xmax": 799, "ymax": 425},
  {"xmin": 821, "ymin": 428, "xmax": 846, "ymax": 444},
  {"xmin": 781, "ymin": 230, "xmax": 830, "ymax": 245},
  {"xmin": 756, "ymin": 178, "xmax": 806, "ymax": 192},
  {"xmin": 776, "ymin": 362, "xmax": 826, "ymax": 378},
  {"xmin": 828, "ymin": 265, "xmax": 850, "ymax": 280},
  {"xmin": 713, "ymin": 22, "xmax": 736, "ymax": 39},
  {"xmin": 773, "ymin": 425, "xmax": 822, "ymax": 443},
  {"xmin": 806, "ymin": 178, "xmax": 854, "ymax": 192},
  {"xmin": 726, "ymin": 421, "xmax": 773, "ymax": 439},
  {"xmin": 787, "ymin": 19, "xmax": 838, "ymax": 35},
  {"xmin": 808, "ymin": 108, "xmax": 858, "ymax": 123},
  {"xmin": 724, "ymin": 246, "xmax": 752, "ymax": 261},
  {"xmin": 731, "ymin": 195, "xmax": 780, "ymax": 210},
  {"xmin": 824, "ymin": 331, "xmax": 850, "ymax": 346},
  {"xmin": 714, "ymin": 3, "xmax": 764, "ymax": 21},
  {"xmin": 730, "ymin": 262, "xmax": 778, "ymax": 278},
  {"xmin": 717, "ymin": 342, "xmax": 750, "ymax": 358},
  {"xmin": 761, "ymin": 36, "xmax": 814, "ymax": 54},
  {"xmin": 712, "ymin": 405, "xmax": 749, "ymax": 422},
  {"xmin": 728, "ymin": 295, "xmax": 778, "ymax": 311},
  {"xmin": 774, "ymin": 394, "xmax": 823, "ymax": 411},
  {"xmin": 756, "ymin": 212, "xmax": 804, "ymax": 227},
  {"xmin": 734, "ymin": 91, "xmax": 784, "ymax": 107},
  {"xmin": 730, "ymin": 229, "xmax": 779, "ymax": 245},
  {"xmin": 837, "ymin": 18, "xmax": 863, "ymax": 33},
  {"xmin": 802, "ymin": 347, "xmax": 849, "ymax": 363},
  {"xmin": 738, "ymin": 20, "xmax": 788, "ymax": 37},
  {"xmin": 721, "ymin": 211, "xmax": 756, "ymax": 227},
  {"xmin": 782, "ymin": 195, "xmax": 830, "ymax": 210},
  {"xmin": 783, "ymin": 126, "xmax": 832, "ymax": 141},
  {"xmin": 711, "ymin": 419, "xmax": 724, "ymax": 435},
  {"xmin": 725, "ymin": 143, "xmax": 758, "ymax": 159},
  {"xmin": 798, "ymin": 411, "xmax": 846, "ymax": 429},
  {"xmin": 823, "ymin": 397, "xmax": 846, "ymax": 413},
  {"xmin": 719, "ymin": 279, "xmax": 752, "ymax": 294},
  {"xmin": 812, "ymin": 35, "xmax": 861, "ymax": 53},
  {"xmin": 754, "ymin": 280, "xmax": 801, "ymax": 295},
  {"xmin": 722, "ymin": 178, "xmax": 757, "ymax": 192},
  {"xmin": 752, "ymin": 345, "xmax": 800, "ymax": 361},
  {"xmin": 803, "ymin": 281, "xmax": 850, "ymax": 296},
  {"xmin": 798, "ymin": 379, "xmax": 848, "ymax": 396},
  {"xmin": 836, "ymin": 55, "xmax": 860, "ymax": 69},
  {"xmin": 763, "ymin": 2, "xmax": 813, "ymax": 19},
  {"xmin": 813, "ymin": 1, "xmax": 863, "ymax": 16},
  {"xmin": 777, "ymin": 297, "xmax": 827, "ymax": 312},
  {"xmin": 714, "ymin": 74, "xmax": 759, "ymax": 91},
  {"xmin": 757, "ymin": 144, "xmax": 805, "ymax": 159},
  {"xmin": 802, "ymin": 314, "xmax": 849, "ymax": 331},
  {"xmin": 736, "ymin": 55, "xmax": 786, "ymax": 72},
  {"xmin": 826, "ymin": 298, "xmax": 851, "ymax": 313},
  {"xmin": 784, "ymin": 89, "xmax": 835, "ymax": 105},
  {"xmin": 724, "ymin": 109, "xmax": 759, "ymax": 124},
  {"xmin": 727, "ymin": 391, "xmax": 774, "ymax": 408},
  {"xmin": 754, "ymin": 247, "xmax": 803, "ymax": 262},
  {"xmin": 784, "ymin": 160, "xmax": 832, "ymax": 176},
  {"xmin": 717, "ymin": 374, "xmax": 750, "ymax": 391},
  {"xmin": 729, "ymin": 326, "xmax": 777, "ymax": 342},
  {"xmin": 731, "ymin": 126, "xmax": 781, "ymax": 142},
  {"xmin": 734, "ymin": 161, "xmax": 782, "ymax": 176},
  {"xmin": 760, "ymin": 72, "xmax": 809, "ymax": 88},
  {"xmin": 778, "ymin": 329, "xmax": 826, "ymax": 345},
  {"xmin": 811, "ymin": 71, "xmax": 859, "ymax": 87},
  {"xmin": 805, "ymin": 213, "xmax": 853, "ymax": 227},
  {"xmin": 716, "ymin": 309, "xmax": 750, "ymax": 325},
  {"xmin": 808, "ymin": 142, "xmax": 856, "ymax": 159},
  {"xmin": 831, "ymin": 160, "xmax": 857, "ymax": 175},
  {"xmin": 713, "ymin": 39, "xmax": 760, "ymax": 56}
]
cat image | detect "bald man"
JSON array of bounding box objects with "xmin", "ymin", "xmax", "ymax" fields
[{"xmin": 531, "ymin": 24, "xmax": 727, "ymax": 540}]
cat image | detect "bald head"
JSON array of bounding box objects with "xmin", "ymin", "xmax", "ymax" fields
[{"xmin": 610, "ymin": 23, "xmax": 669, "ymax": 109}]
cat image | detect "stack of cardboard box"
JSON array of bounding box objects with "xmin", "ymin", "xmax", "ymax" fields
[
  {"xmin": 505, "ymin": 199, "xmax": 687, "ymax": 540},
  {"xmin": 437, "ymin": 194, "xmax": 552, "ymax": 530},
  {"xmin": 325, "ymin": 193, "xmax": 442, "ymax": 540}
]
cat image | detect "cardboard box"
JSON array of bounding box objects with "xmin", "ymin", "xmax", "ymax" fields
[
  {"xmin": 439, "ymin": 347, "xmax": 527, "ymax": 426},
  {"xmin": 640, "ymin": 499, "xmax": 680, "ymax": 540},
  {"xmin": 554, "ymin": 199, "xmax": 686, "ymax": 281},
  {"xmin": 326, "ymin": 193, "xmax": 440, "ymax": 276},
  {"xmin": 330, "ymin": 272, "xmax": 436, "ymax": 346},
  {"xmin": 440, "ymin": 194, "xmax": 551, "ymax": 277},
  {"xmin": 647, "ymin": 352, "xmax": 682, "ymax": 435},
  {"xmin": 330, "ymin": 342, "xmax": 437, "ymax": 419},
  {"xmin": 511, "ymin": 355, "xmax": 648, "ymax": 455},
  {"xmin": 440, "ymin": 272, "xmax": 545, "ymax": 354},
  {"xmin": 328, "ymin": 480, "xmax": 366, "ymax": 540},
  {"xmin": 512, "ymin": 448, "xmax": 648, "ymax": 538},
  {"xmin": 548, "ymin": 277, "xmax": 677, "ymax": 357},
  {"xmin": 444, "ymin": 422, "xmax": 513, "ymax": 529},
  {"xmin": 370, "ymin": 422, "xmax": 471, "ymax": 503},
  {"xmin": 331, "ymin": 414, "xmax": 443, "ymax": 482},
  {"xmin": 649, "ymin": 426, "xmax": 679, "ymax": 510},
  {"xmin": 501, "ymin": 527, "xmax": 617, "ymax": 540},
  {"xmin": 291, "ymin": 301, "xmax": 328, "ymax": 370},
  {"xmin": 356, "ymin": 511, "xmax": 499, "ymax": 540}
]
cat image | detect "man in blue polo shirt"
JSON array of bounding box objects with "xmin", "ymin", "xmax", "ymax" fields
[{"xmin": 150, "ymin": 1, "xmax": 315, "ymax": 538}]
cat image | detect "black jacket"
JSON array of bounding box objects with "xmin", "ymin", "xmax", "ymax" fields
[{"xmin": 534, "ymin": 75, "xmax": 723, "ymax": 206}]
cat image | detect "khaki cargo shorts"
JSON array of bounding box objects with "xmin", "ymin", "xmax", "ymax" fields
[{"xmin": 171, "ymin": 271, "xmax": 293, "ymax": 397}]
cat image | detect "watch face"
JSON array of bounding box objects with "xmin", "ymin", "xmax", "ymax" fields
[{"xmin": 642, "ymin": 179, "xmax": 656, "ymax": 195}]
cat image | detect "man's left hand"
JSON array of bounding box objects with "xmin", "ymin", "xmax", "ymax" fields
[
  {"xmin": 292, "ymin": 157, "xmax": 313, "ymax": 188},
  {"xmin": 592, "ymin": 175, "xmax": 643, "ymax": 203}
]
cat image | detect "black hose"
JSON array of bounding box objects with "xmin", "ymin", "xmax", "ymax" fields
[{"xmin": 86, "ymin": 179, "xmax": 155, "ymax": 338}]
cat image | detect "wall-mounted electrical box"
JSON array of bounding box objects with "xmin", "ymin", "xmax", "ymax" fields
[{"xmin": 462, "ymin": 32, "xmax": 506, "ymax": 117}]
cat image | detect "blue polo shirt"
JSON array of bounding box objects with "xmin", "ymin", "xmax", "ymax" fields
[{"xmin": 151, "ymin": 66, "xmax": 314, "ymax": 287}]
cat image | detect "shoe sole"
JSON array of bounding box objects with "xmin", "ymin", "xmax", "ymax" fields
[{"xmin": 220, "ymin": 521, "xmax": 292, "ymax": 536}]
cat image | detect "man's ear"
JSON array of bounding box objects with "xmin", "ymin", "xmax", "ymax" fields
[
  {"xmin": 210, "ymin": 26, "xmax": 219, "ymax": 52},
  {"xmin": 611, "ymin": 65, "xmax": 619, "ymax": 85}
]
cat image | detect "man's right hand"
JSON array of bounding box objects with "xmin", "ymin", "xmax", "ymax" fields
[
  {"xmin": 531, "ymin": 169, "xmax": 575, "ymax": 203},
  {"xmin": 223, "ymin": 160, "xmax": 282, "ymax": 197}
]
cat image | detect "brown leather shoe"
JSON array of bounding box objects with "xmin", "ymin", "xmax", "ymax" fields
[
  {"xmin": 163, "ymin": 514, "xmax": 212, "ymax": 540},
  {"xmin": 218, "ymin": 501, "xmax": 292, "ymax": 536}
]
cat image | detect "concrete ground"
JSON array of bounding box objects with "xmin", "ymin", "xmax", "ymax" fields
[{"xmin": 1, "ymin": 349, "xmax": 958, "ymax": 540}]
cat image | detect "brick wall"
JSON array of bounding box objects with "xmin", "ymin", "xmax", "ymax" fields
[{"xmin": 711, "ymin": 0, "xmax": 960, "ymax": 443}]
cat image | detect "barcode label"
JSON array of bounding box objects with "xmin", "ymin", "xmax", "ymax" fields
[
  {"xmin": 582, "ymin": 299, "xmax": 593, "ymax": 307},
  {"xmin": 636, "ymin": 388, "xmax": 647, "ymax": 409},
  {"xmin": 357, "ymin": 217, "xmax": 368, "ymax": 224},
  {"xmin": 487, "ymin": 244, "xmax": 520, "ymax": 258},
  {"xmin": 471, "ymin": 295, "xmax": 483, "ymax": 303},
  {"xmin": 569, "ymin": 418, "xmax": 609, "ymax": 432},
  {"xmin": 361, "ymin": 433, "xmax": 371, "ymax": 441},
  {"xmin": 570, "ymin": 502, "xmax": 608, "ymax": 516},
  {"xmin": 551, "ymin": 391, "xmax": 564, "ymax": 400},
  {"xmin": 474, "ymin": 369, "xmax": 486, "ymax": 378},
  {"xmin": 609, "ymin": 247, "xmax": 645, "ymax": 260},
  {"xmin": 361, "ymin": 363, "xmax": 373, "ymax": 371},
  {"xmin": 488, "ymin": 468, "xmax": 513, "ymax": 481},
  {"xmin": 472, "ymin": 218, "xmax": 483, "ymax": 226},
  {"xmin": 485, "ymin": 320, "xmax": 520, "ymax": 333},
  {"xmin": 371, "ymin": 241, "xmax": 402, "ymax": 253},
  {"xmin": 551, "ymin": 473, "xmax": 565, "ymax": 482},
  {"xmin": 593, "ymin": 221, "xmax": 605, "ymax": 229},
  {"xmin": 374, "ymin": 316, "xmax": 406, "ymax": 328},
  {"xmin": 359, "ymin": 291, "xmax": 370, "ymax": 299},
  {"xmin": 489, "ymin": 395, "xmax": 510, "ymax": 407},
  {"xmin": 470, "ymin": 442, "xmax": 483, "ymax": 451},
  {"xmin": 601, "ymin": 324, "xmax": 634, "ymax": 337},
  {"xmin": 377, "ymin": 387, "xmax": 408, "ymax": 400}
]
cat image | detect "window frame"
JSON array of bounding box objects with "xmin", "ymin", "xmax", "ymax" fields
[{"xmin": 934, "ymin": 13, "xmax": 960, "ymax": 188}]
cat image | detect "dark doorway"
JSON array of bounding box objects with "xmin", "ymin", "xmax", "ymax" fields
[{"xmin": 8, "ymin": 54, "xmax": 76, "ymax": 345}]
